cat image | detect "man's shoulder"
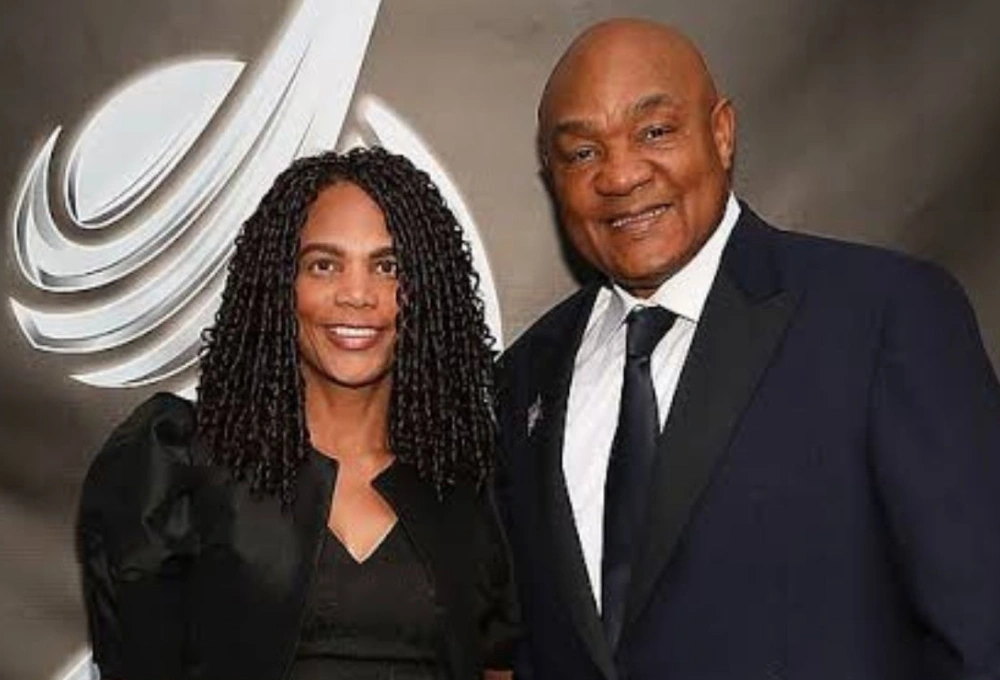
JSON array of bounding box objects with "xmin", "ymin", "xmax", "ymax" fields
[
  {"xmin": 500, "ymin": 283, "xmax": 600, "ymax": 366},
  {"xmin": 742, "ymin": 207, "xmax": 961, "ymax": 302},
  {"xmin": 501, "ymin": 284, "xmax": 597, "ymax": 365}
]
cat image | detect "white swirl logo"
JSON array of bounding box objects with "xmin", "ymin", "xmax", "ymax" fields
[
  {"xmin": 9, "ymin": 0, "xmax": 502, "ymax": 401},
  {"xmin": 7, "ymin": 1, "xmax": 502, "ymax": 677}
]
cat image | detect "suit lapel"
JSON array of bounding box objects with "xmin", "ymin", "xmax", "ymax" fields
[
  {"xmin": 624, "ymin": 211, "xmax": 800, "ymax": 634},
  {"xmin": 530, "ymin": 284, "xmax": 618, "ymax": 680}
]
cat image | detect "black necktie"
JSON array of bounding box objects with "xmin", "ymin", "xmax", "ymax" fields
[{"xmin": 602, "ymin": 305, "xmax": 676, "ymax": 650}]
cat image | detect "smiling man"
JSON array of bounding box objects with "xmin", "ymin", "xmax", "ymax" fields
[
  {"xmin": 538, "ymin": 21, "xmax": 733, "ymax": 297},
  {"xmin": 497, "ymin": 18, "xmax": 1000, "ymax": 680}
]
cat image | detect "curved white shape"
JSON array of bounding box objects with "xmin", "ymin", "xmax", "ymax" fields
[
  {"xmin": 9, "ymin": 1, "xmax": 501, "ymax": 402},
  {"xmin": 49, "ymin": 648, "xmax": 96, "ymax": 680},
  {"xmin": 65, "ymin": 60, "xmax": 243, "ymax": 227},
  {"xmin": 12, "ymin": 0, "xmax": 381, "ymax": 368},
  {"xmin": 13, "ymin": 0, "xmax": 331, "ymax": 292},
  {"xmin": 11, "ymin": 232, "xmax": 231, "ymax": 353},
  {"xmin": 72, "ymin": 288, "xmax": 221, "ymax": 387},
  {"xmin": 356, "ymin": 95, "xmax": 505, "ymax": 349}
]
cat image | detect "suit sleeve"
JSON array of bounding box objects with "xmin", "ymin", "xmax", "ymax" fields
[
  {"xmin": 76, "ymin": 393, "xmax": 201, "ymax": 680},
  {"xmin": 869, "ymin": 263, "xmax": 1000, "ymax": 677}
]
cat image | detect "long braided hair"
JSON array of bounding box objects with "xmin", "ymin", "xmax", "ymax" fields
[{"xmin": 196, "ymin": 147, "xmax": 496, "ymax": 505}]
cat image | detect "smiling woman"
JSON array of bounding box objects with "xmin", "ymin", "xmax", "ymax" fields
[
  {"xmin": 295, "ymin": 182, "xmax": 400, "ymax": 390},
  {"xmin": 74, "ymin": 148, "xmax": 518, "ymax": 680}
]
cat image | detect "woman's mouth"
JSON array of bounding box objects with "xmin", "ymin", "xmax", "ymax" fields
[{"xmin": 324, "ymin": 324, "xmax": 383, "ymax": 350}]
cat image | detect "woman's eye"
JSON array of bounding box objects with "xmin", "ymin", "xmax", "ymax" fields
[
  {"xmin": 307, "ymin": 258, "xmax": 337, "ymax": 274},
  {"xmin": 375, "ymin": 258, "xmax": 399, "ymax": 277}
]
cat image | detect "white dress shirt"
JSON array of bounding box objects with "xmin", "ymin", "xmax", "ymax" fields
[{"xmin": 562, "ymin": 194, "xmax": 741, "ymax": 607}]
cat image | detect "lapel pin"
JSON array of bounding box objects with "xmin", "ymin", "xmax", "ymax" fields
[{"xmin": 527, "ymin": 395, "xmax": 543, "ymax": 436}]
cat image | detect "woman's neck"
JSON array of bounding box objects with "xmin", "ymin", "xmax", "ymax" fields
[{"xmin": 304, "ymin": 376, "xmax": 393, "ymax": 469}]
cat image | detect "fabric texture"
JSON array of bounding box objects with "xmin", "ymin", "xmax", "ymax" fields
[
  {"xmin": 601, "ymin": 306, "xmax": 676, "ymax": 649},
  {"xmin": 561, "ymin": 194, "xmax": 740, "ymax": 602},
  {"xmin": 291, "ymin": 525, "xmax": 442, "ymax": 679},
  {"xmin": 497, "ymin": 203, "xmax": 1000, "ymax": 680},
  {"xmin": 76, "ymin": 394, "xmax": 519, "ymax": 680}
]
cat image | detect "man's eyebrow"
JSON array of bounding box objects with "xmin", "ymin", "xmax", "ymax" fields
[
  {"xmin": 630, "ymin": 93, "xmax": 679, "ymax": 117},
  {"xmin": 549, "ymin": 118, "xmax": 600, "ymax": 140},
  {"xmin": 546, "ymin": 93, "xmax": 679, "ymax": 141}
]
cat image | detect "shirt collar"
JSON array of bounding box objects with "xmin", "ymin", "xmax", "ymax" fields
[{"xmin": 596, "ymin": 193, "xmax": 741, "ymax": 343}]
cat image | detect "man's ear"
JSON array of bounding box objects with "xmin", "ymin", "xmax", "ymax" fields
[
  {"xmin": 536, "ymin": 130, "xmax": 553, "ymax": 185},
  {"xmin": 711, "ymin": 98, "xmax": 736, "ymax": 172}
]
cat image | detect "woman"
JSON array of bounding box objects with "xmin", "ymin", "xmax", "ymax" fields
[{"xmin": 76, "ymin": 148, "xmax": 518, "ymax": 680}]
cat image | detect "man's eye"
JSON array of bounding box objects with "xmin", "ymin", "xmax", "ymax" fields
[
  {"xmin": 642, "ymin": 124, "xmax": 673, "ymax": 141},
  {"xmin": 554, "ymin": 142, "xmax": 598, "ymax": 165},
  {"xmin": 569, "ymin": 146, "xmax": 597, "ymax": 163}
]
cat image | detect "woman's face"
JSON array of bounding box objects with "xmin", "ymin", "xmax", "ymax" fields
[{"xmin": 295, "ymin": 182, "xmax": 399, "ymax": 390}]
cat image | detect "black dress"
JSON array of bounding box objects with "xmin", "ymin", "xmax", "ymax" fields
[
  {"xmin": 290, "ymin": 523, "xmax": 445, "ymax": 680},
  {"xmin": 76, "ymin": 393, "xmax": 519, "ymax": 680}
]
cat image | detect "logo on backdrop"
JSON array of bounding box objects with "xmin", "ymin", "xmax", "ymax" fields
[
  {"xmin": 8, "ymin": 0, "xmax": 502, "ymax": 402},
  {"xmin": 8, "ymin": 1, "xmax": 502, "ymax": 678}
]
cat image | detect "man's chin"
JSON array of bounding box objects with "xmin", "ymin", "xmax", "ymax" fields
[{"xmin": 612, "ymin": 272, "xmax": 673, "ymax": 298}]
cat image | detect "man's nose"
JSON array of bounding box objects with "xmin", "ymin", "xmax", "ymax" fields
[{"xmin": 594, "ymin": 148, "xmax": 653, "ymax": 196}]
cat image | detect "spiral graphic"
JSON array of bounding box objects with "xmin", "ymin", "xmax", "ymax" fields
[{"xmin": 8, "ymin": 0, "xmax": 502, "ymax": 403}]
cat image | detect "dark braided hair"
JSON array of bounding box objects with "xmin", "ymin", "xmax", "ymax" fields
[{"xmin": 196, "ymin": 147, "xmax": 497, "ymax": 505}]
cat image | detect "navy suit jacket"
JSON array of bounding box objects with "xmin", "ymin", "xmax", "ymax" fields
[{"xmin": 496, "ymin": 205, "xmax": 1000, "ymax": 679}]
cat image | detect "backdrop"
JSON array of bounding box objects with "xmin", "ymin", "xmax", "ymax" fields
[{"xmin": 1, "ymin": 1, "xmax": 998, "ymax": 679}]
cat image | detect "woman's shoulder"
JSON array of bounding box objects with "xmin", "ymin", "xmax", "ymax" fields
[
  {"xmin": 103, "ymin": 391, "xmax": 196, "ymax": 448},
  {"xmin": 78, "ymin": 392, "xmax": 208, "ymax": 542},
  {"xmin": 84, "ymin": 392, "xmax": 200, "ymax": 477}
]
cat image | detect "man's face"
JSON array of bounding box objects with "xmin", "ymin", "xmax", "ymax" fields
[{"xmin": 541, "ymin": 40, "xmax": 735, "ymax": 297}]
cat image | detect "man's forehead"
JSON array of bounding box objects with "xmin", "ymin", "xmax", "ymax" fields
[
  {"xmin": 540, "ymin": 22, "xmax": 714, "ymax": 119},
  {"xmin": 541, "ymin": 55, "xmax": 694, "ymax": 131},
  {"xmin": 546, "ymin": 92, "xmax": 683, "ymax": 137}
]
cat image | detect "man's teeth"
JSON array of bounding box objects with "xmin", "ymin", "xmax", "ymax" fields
[
  {"xmin": 610, "ymin": 205, "xmax": 667, "ymax": 228},
  {"xmin": 330, "ymin": 326, "xmax": 378, "ymax": 338}
]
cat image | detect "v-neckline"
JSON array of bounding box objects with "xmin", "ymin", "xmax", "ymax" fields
[{"xmin": 326, "ymin": 520, "xmax": 399, "ymax": 565}]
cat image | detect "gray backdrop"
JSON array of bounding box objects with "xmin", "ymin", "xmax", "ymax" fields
[{"xmin": 1, "ymin": 1, "xmax": 998, "ymax": 679}]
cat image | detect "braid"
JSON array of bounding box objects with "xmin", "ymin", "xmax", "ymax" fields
[{"xmin": 196, "ymin": 148, "xmax": 496, "ymax": 504}]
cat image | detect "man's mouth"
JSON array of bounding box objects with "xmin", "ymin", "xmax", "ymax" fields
[{"xmin": 607, "ymin": 204, "xmax": 669, "ymax": 229}]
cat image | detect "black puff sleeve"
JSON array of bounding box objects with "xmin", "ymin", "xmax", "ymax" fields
[{"xmin": 76, "ymin": 393, "xmax": 203, "ymax": 680}]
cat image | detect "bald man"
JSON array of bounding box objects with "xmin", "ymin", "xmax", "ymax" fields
[{"xmin": 496, "ymin": 19, "xmax": 1000, "ymax": 680}]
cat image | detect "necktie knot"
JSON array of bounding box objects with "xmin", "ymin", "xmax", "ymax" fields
[{"xmin": 625, "ymin": 306, "xmax": 676, "ymax": 359}]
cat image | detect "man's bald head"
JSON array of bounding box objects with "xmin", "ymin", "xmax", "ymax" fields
[
  {"xmin": 539, "ymin": 19, "xmax": 721, "ymax": 147},
  {"xmin": 536, "ymin": 18, "xmax": 736, "ymax": 297}
]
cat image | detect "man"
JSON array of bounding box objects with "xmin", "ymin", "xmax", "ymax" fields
[{"xmin": 497, "ymin": 18, "xmax": 1000, "ymax": 679}]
